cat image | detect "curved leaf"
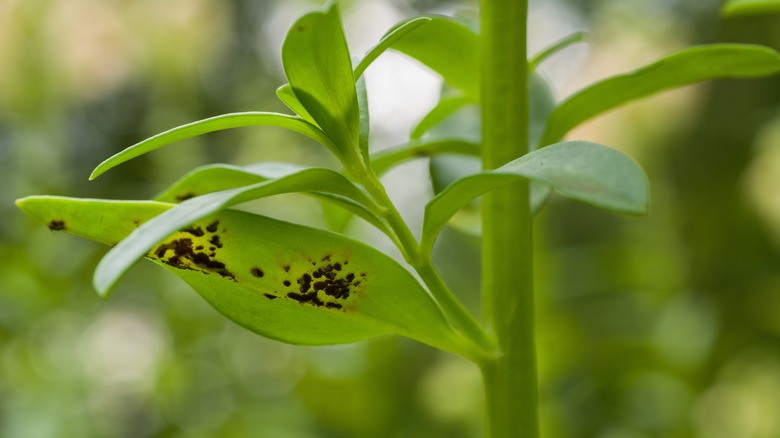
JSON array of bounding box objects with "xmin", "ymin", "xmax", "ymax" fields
[
  {"xmin": 529, "ymin": 31, "xmax": 587, "ymax": 71},
  {"xmin": 15, "ymin": 196, "xmax": 472, "ymax": 356},
  {"xmin": 410, "ymin": 95, "xmax": 476, "ymax": 140},
  {"xmin": 540, "ymin": 44, "xmax": 780, "ymax": 146},
  {"xmin": 388, "ymin": 15, "xmax": 479, "ymax": 97},
  {"xmin": 420, "ymin": 141, "xmax": 649, "ymax": 254},
  {"xmin": 370, "ymin": 139, "xmax": 479, "ymax": 176},
  {"xmin": 282, "ymin": 0, "xmax": 361, "ymax": 167},
  {"xmin": 276, "ymin": 84, "xmax": 317, "ymax": 125},
  {"xmin": 354, "ymin": 16, "xmax": 432, "ymax": 79},
  {"xmin": 95, "ymin": 167, "xmax": 388, "ymax": 297},
  {"xmin": 90, "ymin": 112, "xmax": 332, "ymax": 180},
  {"xmin": 153, "ymin": 162, "xmax": 390, "ymax": 235},
  {"xmin": 722, "ymin": 0, "xmax": 780, "ymax": 16}
]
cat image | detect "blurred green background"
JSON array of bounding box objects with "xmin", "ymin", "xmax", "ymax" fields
[{"xmin": 2, "ymin": 0, "xmax": 780, "ymax": 436}]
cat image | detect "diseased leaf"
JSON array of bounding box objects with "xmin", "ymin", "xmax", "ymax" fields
[
  {"xmin": 540, "ymin": 44, "xmax": 780, "ymax": 146},
  {"xmin": 354, "ymin": 16, "xmax": 432, "ymax": 79},
  {"xmin": 93, "ymin": 167, "xmax": 389, "ymax": 297},
  {"xmin": 722, "ymin": 0, "xmax": 780, "ymax": 16},
  {"xmin": 370, "ymin": 139, "xmax": 479, "ymax": 176},
  {"xmin": 276, "ymin": 84, "xmax": 317, "ymax": 125},
  {"xmin": 90, "ymin": 112, "xmax": 332, "ymax": 180},
  {"xmin": 153, "ymin": 163, "xmax": 390, "ymax": 235},
  {"xmin": 282, "ymin": 0, "xmax": 362, "ymax": 168},
  {"xmin": 388, "ymin": 16, "xmax": 479, "ymax": 97},
  {"xmin": 15, "ymin": 196, "xmax": 472, "ymax": 356},
  {"xmin": 420, "ymin": 141, "xmax": 649, "ymax": 254}
]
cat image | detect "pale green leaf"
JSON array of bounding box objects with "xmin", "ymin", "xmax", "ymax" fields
[
  {"xmin": 354, "ymin": 16, "xmax": 432, "ymax": 79},
  {"xmin": 89, "ymin": 112, "xmax": 332, "ymax": 180},
  {"xmin": 420, "ymin": 141, "xmax": 649, "ymax": 254},
  {"xmin": 410, "ymin": 95, "xmax": 476, "ymax": 140},
  {"xmin": 281, "ymin": 0, "xmax": 361, "ymax": 166},
  {"xmin": 370, "ymin": 139, "xmax": 479, "ymax": 176},
  {"xmin": 722, "ymin": 0, "xmax": 780, "ymax": 16},
  {"xmin": 540, "ymin": 44, "xmax": 780, "ymax": 146},
  {"xmin": 388, "ymin": 15, "xmax": 479, "ymax": 97},
  {"xmin": 15, "ymin": 196, "xmax": 471, "ymax": 356},
  {"xmin": 528, "ymin": 31, "xmax": 587, "ymax": 71}
]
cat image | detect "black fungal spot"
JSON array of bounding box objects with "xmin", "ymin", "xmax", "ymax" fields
[
  {"xmin": 195, "ymin": 245, "xmax": 203, "ymax": 250},
  {"xmin": 182, "ymin": 226, "xmax": 205, "ymax": 237},
  {"xmin": 283, "ymin": 280, "xmax": 291, "ymax": 287},
  {"xmin": 346, "ymin": 273, "xmax": 355, "ymax": 282},
  {"xmin": 283, "ymin": 265, "xmax": 291, "ymax": 273},
  {"xmin": 209, "ymin": 235, "xmax": 223, "ymax": 248},
  {"xmin": 264, "ymin": 293, "xmax": 277, "ymax": 300},
  {"xmin": 176, "ymin": 192, "xmax": 196, "ymax": 201},
  {"xmin": 321, "ymin": 255, "xmax": 331, "ymax": 262},
  {"xmin": 297, "ymin": 273, "xmax": 312, "ymax": 293},
  {"xmin": 155, "ymin": 237, "xmax": 234, "ymax": 280},
  {"xmin": 334, "ymin": 263, "xmax": 342, "ymax": 271},
  {"xmin": 48, "ymin": 220, "xmax": 66, "ymax": 231},
  {"xmin": 325, "ymin": 302, "xmax": 343, "ymax": 309},
  {"xmin": 251, "ymin": 267, "xmax": 264, "ymax": 278},
  {"xmin": 206, "ymin": 221, "xmax": 219, "ymax": 233}
]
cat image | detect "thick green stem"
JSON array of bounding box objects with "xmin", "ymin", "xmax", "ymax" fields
[{"xmin": 480, "ymin": 0, "xmax": 538, "ymax": 437}]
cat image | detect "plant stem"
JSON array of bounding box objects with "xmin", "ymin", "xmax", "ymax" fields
[
  {"xmin": 480, "ymin": 0, "xmax": 538, "ymax": 436},
  {"xmin": 360, "ymin": 174, "xmax": 494, "ymax": 359}
]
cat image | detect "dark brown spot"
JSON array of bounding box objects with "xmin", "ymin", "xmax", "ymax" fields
[
  {"xmin": 283, "ymin": 265, "xmax": 290, "ymax": 273},
  {"xmin": 251, "ymin": 267, "xmax": 264, "ymax": 277},
  {"xmin": 264, "ymin": 293, "xmax": 277, "ymax": 300},
  {"xmin": 297, "ymin": 273, "xmax": 312, "ymax": 293},
  {"xmin": 48, "ymin": 220, "xmax": 66, "ymax": 231},
  {"xmin": 206, "ymin": 221, "xmax": 219, "ymax": 233},
  {"xmin": 155, "ymin": 238, "xmax": 234, "ymax": 280},
  {"xmin": 325, "ymin": 302, "xmax": 343, "ymax": 309},
  {"xmin": 283, "ymin": 280, "xmax": 291, "ymax": 287},
  {"xmin": 195, "ymin": 245, "xmax": 204, "ymax": 250},
  {"xmin": 346, "ymin": 273, "xmax": 355, "ymax": 282},
  {"xmin": 321, "ymin": 255, "xmax": 331, "ymax": 262},
  {"xmin": 209, "ymin": 235, "xmax": 222, "ymax": 248},
  {"xmin": 182, "ymin": 226, "xmax": 205, "ymax": 237},
  {"xmin": 333, "ymin": 263, "xmax": 342, "ymax": 271}
]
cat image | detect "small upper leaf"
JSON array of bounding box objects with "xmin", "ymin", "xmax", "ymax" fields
[
  {"xmin": 387, "ymin": 16, "xmax": 479, "ymax": 98},
  {"xmin": 16, "ymin": 196, "xmax": 471, "ymax": 356},
  {"xmin": 540, "ymin": 44, "xmax": 780, "ymax": 146},
  {"xmin": 420, "ymin": 141, "xmax": 649, "ymax": 254},
  {"xmin": 89, "ymin": 112, "xmax": 333, "ymax": 180},
  {"xmin": 281, "ymin": 0, "xmax": 362, "ymax": 169},
  {"xmin": 353, "ymin": 16, "xmax": 432, "ymax": 79}
]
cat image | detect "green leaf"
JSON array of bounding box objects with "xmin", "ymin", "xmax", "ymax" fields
[
  {"xmin": 357, "ymin": 76, "xmax": 370, "ymax": 163},
  {"xmin": 354, "ymin": 16, "xmax": 432, "ymax": 79},
  {"xmin": 410, "ymin": 95, "xmax": 476, "ymax": 140},
  {"xmin": 15, "ymin": 196, "xmax": 470, "ymax": 355},
  {"xmin": 722, "ymin": 0, "xmax": 780, "ymax": 16},
  {"xmin": 89, "ymin": 112, "xmax": 333, "ymax": 180},
  {"xmin": 540, "ymin": 44, "xmax": 780, "ymax": 146},
  {"xmin": 276, "ymin": 84, "xmax": 317, "ymax": 126},
  {"xmin": 370, "ymin": 139, "xmax": 479, "ymax": 176},
  {"xmin": 153, "ymin": 162, "xmax": 391, "ymax": 235},
  {"xmin": 528, "ymin": 31, "xmax": 587, "ymax": 71},
  {"xmin": 388, "ymin": 16, "xmax": 479, "ymax": 97},
  {"xmin": 95, "ymin": 167, "xmax": 393, "ymax": 297},
  {"xmin": 281, "ymin": 0, "xmax": 361, "ymax": 168},
  {"xmin": 420, "ymin": 141, "xmax": 649, "ymax": 254}
]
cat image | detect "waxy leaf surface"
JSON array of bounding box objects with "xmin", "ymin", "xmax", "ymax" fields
[
  {"xmin": 16, "ymin": 196, "xmax": 468, "ymax": 354},
  {"xmin": 90, "ymin": 113, "xmax": 331, "ymax": 180},
  {"xmin": 541, "ymin": 44, "xmax": 780, "ymax": 145},
  {"xmin": 421, "ymin": 141, "xmax": 649, "ymax": 253}
]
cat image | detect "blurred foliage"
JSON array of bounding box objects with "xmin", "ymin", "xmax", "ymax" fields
[{"xmin": 2, "ymin": 0, "xmax": 780, "ymax": 437}]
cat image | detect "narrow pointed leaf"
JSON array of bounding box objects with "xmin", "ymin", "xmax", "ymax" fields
[
  {"xmin": 410, "ymin": 95, "xmax": 476, "ymax": 140},
  {"xmin": 16, "ymin": 196, "xmax": 470, "ymax": 355},
  {"xmin": 421, "ymin": 141, "xmax": 649, "ymax": 254},
  {"xmin": 540, "ymin": 44, "xmax": 780, "ymax": 146},
  {"xmin": 529, "ymin": 31, "xmax": 587, "ymax": 71},
  {"xmin": 276, "ymin": 84, "xmax": 317, "ymax": 125},
  {"xmin": 388, "ymin": 16, "xmax": 479, "ymax": 97},
  {"xmin": 370, "ymin": 139, "xmax": 479, "ymax": 176},
  {"xmin": 95, "ymin": 167, "xmax": 388, "ymax": 296},
  {"xmin": 722, "ymin": 0, "xmax": 780, "ymax": 16},
  {"xmin": 282, "ymin": 1, "xmax": 361, "ymax": 166},
  {"xmin": 354, "ymin": 16, "xmax": 432, "ymax": 79},
  {"xmin": 90, "ymin": 112, "xmax": 333, "ymax": 179},
  {"xmin": 154, "ymin": 163, "xmax": 390, "ymax": 234},
  {"xmin": 357, "ymin": 76, "xmax": 370, "ymax": 163}
]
